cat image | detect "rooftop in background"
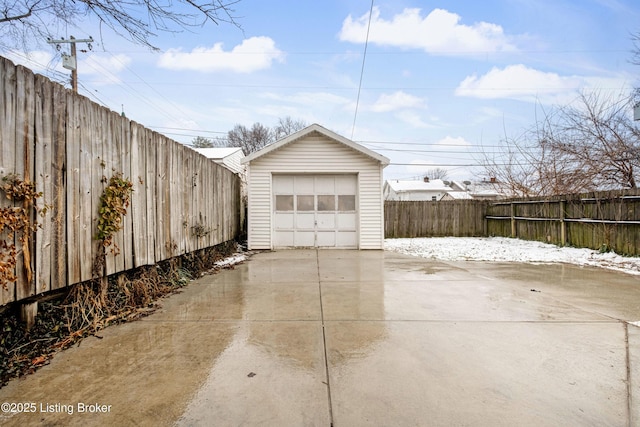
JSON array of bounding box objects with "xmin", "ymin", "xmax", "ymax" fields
[
  {"xmin": 193, "ymin": 147, "xmax": 245, "ymax": 174},
  {"xmin": 384, "ymin": 177, "xmax": 512, "ymax": 201}
]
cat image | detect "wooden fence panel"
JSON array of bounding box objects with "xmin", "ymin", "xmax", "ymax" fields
[
  {"xmin": 13, "ymin": 65, "xmax": 34, "ymax": 301},
  {"xmin": 384, "ymin": 200, "xmax": 487, "ymax": 238},
  {"xmin": 1, "ymin": 56, "xmax": 241, "ymax": 308},
  {"xmin": 182, "ymin": 148, "xmax": 193, "ymax": 255},
  {"xmin": 168, "ymin": 141, "xmax": 180, "ymax": 257},
  {"xmin": 0, "ymin": 59, "xmax": 17, "ymax": 305},
  {"xmin": 66, "ymin": 94, "xmax": 81, "ymax": 285},
  {"xmin": 34, "ymin": 74, "xmax": 53, "ymax": 296},
  {"xmin": 486, "ymin": 190, "xmax": 640, "ymax": 255},
  {"xmin": 120, "ymin": 116, "xmax": 134, "ymax": 270},
  {"xmin": 129, "ymin": 123, "xmax": 146, "ymax": 268},
  {"xmin": 144, "ymin": 129, "xmax": 157, "ymax": 264},
  {"xmin": 50, "ymin": 84, "xmax": 67, "ymax": 291}
]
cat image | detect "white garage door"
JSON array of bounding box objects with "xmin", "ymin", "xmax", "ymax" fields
[{"xmin": 273, "ymin": 174, "xmax": 357, "ymax": 248}]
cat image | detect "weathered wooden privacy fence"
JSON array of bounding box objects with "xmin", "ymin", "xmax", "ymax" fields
[
  {"xmin": 384, "ymin": 200, "xmax": 487, "ymax": 238},
  {"xmin": 485, "ymin": 189, "xmax": 640, "ymax": 256},
  {"xmin": 0, "ymin": 56, "xmax": 241, "ymax": 307},
  {"xmin": 385, "ymin": 190, "xmax": 640, "ymax": 256}
]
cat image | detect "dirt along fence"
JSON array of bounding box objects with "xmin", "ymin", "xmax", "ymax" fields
[
  {"xmin": 385, "ymin": 189, "xmax": 640, "ymax": 256},
  {"xmin": 0, "ymin": 56, "xmax": 241, "ymax": 309}
]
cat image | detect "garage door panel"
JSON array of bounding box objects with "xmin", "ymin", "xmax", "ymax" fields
[
  {"xmin": 317, "ymin": 231, "xmax": 336, "ymax": 247},
  {"xmin": 275, "ymin": 213, "xmax": 294, "ymax": 229},
  {"xmin": 336, "ymin": 175, "xmax": 357, "ymax": 193},
  {"xmin": 296, "ymin": 213, "xmax": 315, "ymax": 229},
  {"xmin": 295, "ymin": 231, "xmax": 315, "ymax": 247},
  {"xmin": 273, "ymin": 175, "xmax": 294, "ymax": 193},
  {"xmin": 295, "ymin": 176, "xmax": 314, "ymax": 193},
  {"xmin": 316, "ymin": 176, "xmax": 335, "ymax": 194},
  {"xmin": 336, "ymin": 231, "xmax": 357, "ymax": 247},
  {"xmin": 317, "ymin": 213, "xmax": 336, "ymax": 229},
  {"xmin": 274, "ymin": 231, "xmax": 294, "ymax": 247},
  {"xmin": 337, "ymin": 213, "xmax": 357, "ymax": 229}
]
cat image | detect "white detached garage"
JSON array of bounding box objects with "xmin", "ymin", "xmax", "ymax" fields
[{"xmin": 241, "ymin": 124, "xmax": 390, "ymax": 250}]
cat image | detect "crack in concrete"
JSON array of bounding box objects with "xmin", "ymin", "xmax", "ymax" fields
[
  {"xmin": 624, "ymin": 322, "xmax": 632, "ymax": 427},
  {"xmin": 316, "ymin": 249, "xmax": 335, "ymax": 427}
]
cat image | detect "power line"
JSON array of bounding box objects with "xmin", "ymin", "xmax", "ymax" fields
[
  {"xmin": 146, "ymin": 126, "xmax": 227, "ymax": 134},
  {"xmin": 351, "ymin": 0, "xmax": 374, "ymax": 139},
  {"xmin": 103, "ymin": 49, "xmax": 194, "ymax": 120}
]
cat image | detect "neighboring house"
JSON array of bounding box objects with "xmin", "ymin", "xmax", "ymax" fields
[
  {"xmin": 383, "ymin": 178, "xmax": 453, "ymax": 201},
  {"xmin": 456, "ymin": 179, "xmax": 512, "ymax": 200},
  {"xmin": 194, "ymin": 147, "xmax": 247, "ymax": 234},
  {"xmin": 241, "ymin": 123, "xmax": 390, "ymax": 250},
  {"xmin": 193, "ymin": 147, "xmax": 245, "ymax": 174},
  {"xmin": 385, "ymin": 177, "xmax": 512, "ymax": 201},
  {"xmin": 441, "ymin": 191, "xmax": 474, "ymax": 201}
]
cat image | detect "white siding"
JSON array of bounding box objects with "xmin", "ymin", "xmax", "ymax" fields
[
  {"xmin": 246, "ymin": 133, "xmax": 385, "ymax": 249},
  {"xmin": 219, "ymin": 150, "xmax": 244, "ymax": 174}
]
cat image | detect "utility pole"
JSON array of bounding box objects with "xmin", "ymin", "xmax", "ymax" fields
[{"xmin": 47, "ymin": 36, "xmax": 93, "ymax": 93}]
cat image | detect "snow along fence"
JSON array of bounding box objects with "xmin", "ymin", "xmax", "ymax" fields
[
  {"xmin": 385, "ymin": 189, "xmax": 640, "ymax": 256},
  {"xmin": 0, "ymin": 56, "xmax": 242, "ymax": 308},
  {"xmin": 486, "ymin": 189, "xmax": 640, "ymax": 256}
]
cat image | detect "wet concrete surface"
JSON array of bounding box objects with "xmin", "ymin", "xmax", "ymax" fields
[{"xmin": 0, "ymin": 249, "xmax": 639, "ymax": 426}]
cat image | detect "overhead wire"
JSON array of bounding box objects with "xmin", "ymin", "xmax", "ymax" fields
[{"xmin": 350, "ymin": 0, "xmax": 374, "ymax": 139}]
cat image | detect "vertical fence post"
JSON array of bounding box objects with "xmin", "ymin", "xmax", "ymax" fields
[
  {"xmin": 560, "ymin": 200, "xmax": 566, "ymax": 246},
  {"xmin": 510, "ymin": 202, "xmax": 516, "ymax": 238}
]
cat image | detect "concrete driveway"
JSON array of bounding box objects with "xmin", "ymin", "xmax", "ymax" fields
[{"xmin": 0, "ymin": 249, "xmax": 638, "ymax": 426}]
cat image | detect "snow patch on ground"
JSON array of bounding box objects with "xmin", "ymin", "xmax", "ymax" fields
[
  {"xmin": 384, "ymin": 237, "xmax": 640, "ymax": 276},
  {"xmin": 214, "ymin": 254, "xmax": 247, "ymax": 268}
]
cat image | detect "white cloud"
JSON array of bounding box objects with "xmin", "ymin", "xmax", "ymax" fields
[
  {"xmin": 158, "ymin": 36, "xmax": 284, "ymax": 73},
  {"xmin": 3, "ymin": 50, "xmax": 56, "ymax": 72},
  {"xmin": 371, "ymin": 91, "xmax": 425, "ymax": 112},
  {"xmin": 455, "ymin": 64, "xmax": 630, "ymax": 104},
  {"xmin": 339, "ymin": 7, "xmax": 517, "ymax": 55},
  {"xmin": 455, "ymin": 65, "xmax": 582, "ymax": 101}
]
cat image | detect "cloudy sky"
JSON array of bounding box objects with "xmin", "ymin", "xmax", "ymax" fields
[{"xmin": 2, "ymin": 0, "xmax": 639, "ymax": 180}]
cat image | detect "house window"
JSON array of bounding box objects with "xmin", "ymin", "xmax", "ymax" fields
[{"xmin": 431, "ymin": 196, "xmax": 437, "ymax": 201}]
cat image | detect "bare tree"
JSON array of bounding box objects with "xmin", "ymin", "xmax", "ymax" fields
[
  {"xmin": 273, "ymin": 116, "xmax": 307, "ymax": 140},
  {"xmin": 481, "ymin": 91, "xmax": 640, "ymax": 196},
  {"xmin": 424, "ymin": 168, "xmax": 449, "ymax": 180},
  {"xmin": 226, "ymin": 122, "xmax": 273, "ymax": 155},
  {"xmin": 221, "ymin": 117, "xmax": 308, "ymax": 154},
  {"xmin": 0, "ymin": 0, "xmax": 240, "ymax": 50},
  {"xmin": 539, "ymin": 92, "xmax": 639, "ymax": 190}
]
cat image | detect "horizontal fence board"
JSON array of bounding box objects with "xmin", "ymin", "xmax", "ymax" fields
[{"xmin": 0, "ymin": 56, "xmax": 241, "ymax": 308}]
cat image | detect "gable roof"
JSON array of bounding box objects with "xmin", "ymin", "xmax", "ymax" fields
[{"xmin": 241, "ymin": 123, "xmax": 390, "ymax": 165}]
